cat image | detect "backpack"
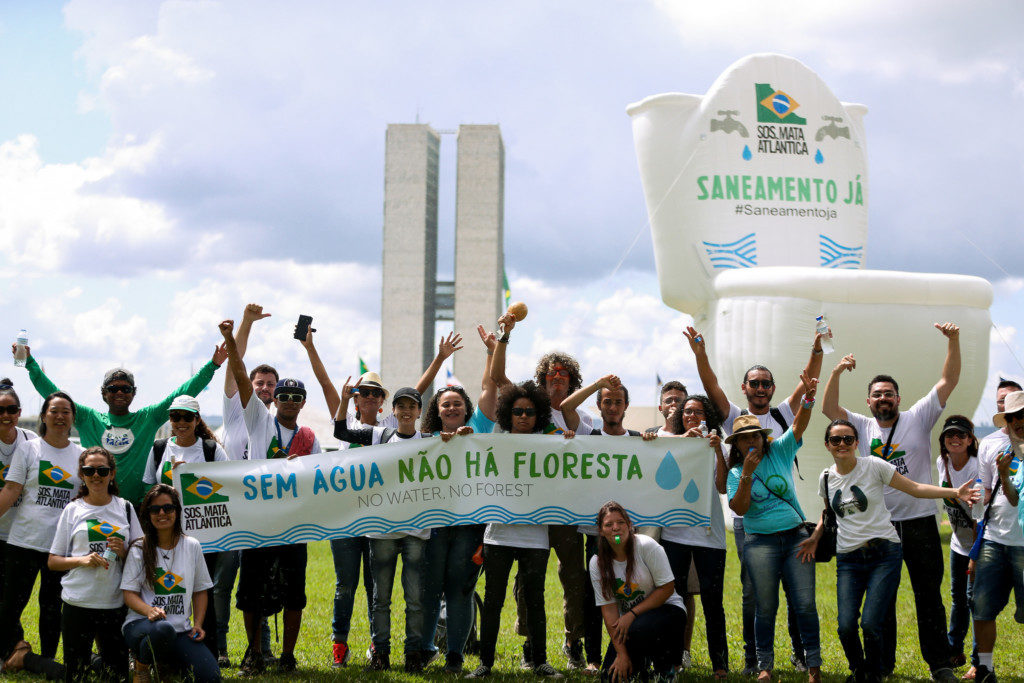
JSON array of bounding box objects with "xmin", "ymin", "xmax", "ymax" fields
[{"xmin": 152, "ymin": 438, "xmax": 218, "ymax": 466}]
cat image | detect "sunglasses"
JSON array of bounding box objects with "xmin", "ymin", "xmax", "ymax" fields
[
  {"xmin": 545, "ymin": 368, "xmax": 570, "ymax": 379},
  {"xmin": 1005, "ymin": 411, "xmax": 1024, "ymax": 423},
  {"xmin": 943, "ymin": 430, "xmax": 969, "ymax": 440},
  {"xmin": 356, "ymin": 387, "xmax": 384, "ymax": 399},
  {"xmin": 168, "ymin": 412, "xmax": 196, "ymax": 422},
  {"xmin": 827, "ymin": 435, "xmax": 857, "ymax": 446},
  {"xmin": 745, "ymin": 379, "xmax": 773, "ymax": 389},
  {"xmin": 0, "ymin": 405, "xmax": 21, "ymax": 415},
  {"xmin": 276, "ymin": 393, "xmax": 306, "ymax": 403},
  {"xmin": 511, "ymin": 407, "xmax": 537, "ymax": 417},
  {"xmin": 82, "ymin": 466, "xmax": 112, "ymax": 477},
  {"xmin": 104, "ymin": 385, "xmax": 135, "ymax": 394},
  {"xmin": 148, "ymin": 503, "xmax": 177, "ymax": 515}
]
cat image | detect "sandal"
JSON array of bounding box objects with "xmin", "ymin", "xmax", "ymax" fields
[{"xmin": 715, "ymin": 670, "xmax": 729, "ymax": 680}]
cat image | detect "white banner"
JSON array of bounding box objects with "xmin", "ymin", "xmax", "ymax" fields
[{"xmin": 172, "ymin": 434, "xmax": 715, "ymax": 551}]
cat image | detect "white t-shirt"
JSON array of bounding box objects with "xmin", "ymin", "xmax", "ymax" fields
[
  {"xmin": 845, "ymin": 388, "xmax": 944, "ymax": 521},
  {"xmin": 242, "ymin": 397, "xmax": 321, "ymax": 461},
  {"xmin": 549, "ymin": 407, "xmax": 594, "ymax": 434},
  {"xmin": 484, "ymin": 522, "xmax": 549, "ymax": 551},
  {"xmin": 724, "ymin": 400, "xmax": 795, "ymax": 521},
  {"xmin": 589, "ymin": 533, "xmax": 686, "ymax": 614},
  {"xmin": 121, "ymin": 535, "xmax": 213, "ymax": 633},
  {"xmin": 977, "ymin": 431, "xmax": 1024, "ymax": 547},
  {"xmin": 819, "ymin": 457, "xmax": 900, "ymax": 553},
  {"xmin": 221, "ymin": 392, "xmax": 249, "ymax": 461},
  {"xmin": 368, "ymin": 431, "xmax": 431, "ymax": 541},
  {"xmin": 6, "ymin": 439, "xmax": 84, "ymax": 552},
  {"xmin": 347, "ymin": 407, "xmax": 398, "ymax": 431},
  {"xmin": 0, "ymin": 428, "xmax": 37, "ymax": 541},
  {"xmin": 49, "ymin": 497, "xmax": 143, "ymax": 609},
  {"xmin": 143, "ymin": 439, "xmax": 229, "ymax": 486},
  {"xmin": 936, "ymin": 454, "xmax": 979, "ymax": 555}
]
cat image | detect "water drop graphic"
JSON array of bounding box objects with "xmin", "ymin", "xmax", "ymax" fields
[
  {"xmin": 814, "ymin": 149, "xmax": 824, "ymax": 164},
  {"xmin": 741, "ymin": 145, "xmax": 752, "ymax": 161},
  {"xmin": 683, "ymin": 479, "xmax": 700, "ymax": 503},
  {"xmin": 655, "ymin": 452, "xmax": 682, "ymax": 490}
]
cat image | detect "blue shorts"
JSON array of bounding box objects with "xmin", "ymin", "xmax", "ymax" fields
[{"xmin": 970, "ymin": 540, "xmax": 1024, "ymax": 623}]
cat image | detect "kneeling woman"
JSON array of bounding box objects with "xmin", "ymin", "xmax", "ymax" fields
[
  {"xmin": 591, "ymin": 501, "xmax": 686, "ymax": 682},
  {"xmin": 121, "ymin": 484, "xmax": 220, "ymax": 683},
  {"xmin": 806, "ymin": 420, "xmax": 976, "ymax": 683}
]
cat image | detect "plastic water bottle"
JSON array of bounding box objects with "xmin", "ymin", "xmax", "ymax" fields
[
  {"xmin": 13, "ymin": 330, "xmax": 28, "ymax": 367},
  {"xmin": 102, "ymin": 545, "xmax": 118, "ymax": 567},
  {"xmin": 699, "ymin": 420, "xmax": 709, "ymax": 437},
  {"xmin": 971, "ymin": 478, "xmax": 985, "ymax": 520},
  {"xmin": 815, "ymin": 316, "xmax": 834, "ymax": 354}
]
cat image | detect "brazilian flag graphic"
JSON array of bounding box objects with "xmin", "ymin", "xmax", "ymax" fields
[
  {"xmin": 87, "ymin": 519, "xmax": 124, "ymax": 542},
  {"xmin": 160, "ymin": 461, "xmax": 174, "ymax": 484},
  {"xmin": 153, "ymin": 567, "xmax": 186, "ymax": 595},
  {"xmin": 39, "ymin": 461, "xmax": 74, "ymax": 489},
  {"xmin": 0, "ymin": 464, "xmax": 8, "ymax": 488},
  {"xmin": 756, "ymin": 83, "xmax": 806, "ymax": 124},
  {"xmin": 180, "ymin": 473, "xmax": 229, "ymax": 506}
]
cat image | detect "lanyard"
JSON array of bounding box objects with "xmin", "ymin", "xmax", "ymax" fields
[{"xmin": 274, "ymin": 418, "xmax": 296, "ymax": 458}]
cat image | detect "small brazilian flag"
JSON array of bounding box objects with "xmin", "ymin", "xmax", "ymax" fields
[
  {"xmin": 359, "ymin": 356, "xmax": 369, "ymax": 375},
  {"xmin": 153, "ymin": 567, "xmax": 186, "ymax": 595},
  {"xmin": 503, "ymin": 271, "xmax": 511, "ymax": 308}
]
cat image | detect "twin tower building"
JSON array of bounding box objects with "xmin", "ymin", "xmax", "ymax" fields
[{"xmin": 381, "ymin": 124, "xmax": 506, "ymax": 394}]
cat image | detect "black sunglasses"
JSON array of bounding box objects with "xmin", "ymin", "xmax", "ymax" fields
[
  {"xmin": 827, "ymin": 435, "xmax": 857, "ymax": 446},
  {"xmin": 356, "ymin": 387, "xmax": 384, "ymax": 399},
  {"xmin": 82, "ymin": 466, "xmax": 112, "ymax": 477},
  {"xmin": 105, "ymin": 385, "xmax": 135, "ymax": 394},
  {"xmin": 511, "ymin": 407, "xmax": 537, "ymax": 417},
  {"xmin": 276, "ymin": 393, "xmax": 306, "ymax": 403},
  {"xmin": 1, "ymin": 405, "xmax": 21, "ymax": 415},
  {"xmin": 745, "ymin": 379, "xmax": 773, "ymax": 389},
  {"xmin": 168, "ymin": 412, "xmax": 196, "ymax": 422},
  {"xmin": 148, "ymin": 503, "xmax": 177, "ymax": 515}
]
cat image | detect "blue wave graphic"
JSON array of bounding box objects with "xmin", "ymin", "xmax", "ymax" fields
[
  {"xmin": 703, "ymin": 233, "xmax": 756, "ymax": 269},
  {"xmin": 819, "ymin": 234, "xmax": 862, "ymax": 269},
  {"xmin": 198, "ymin": 506, "xmax": 712, "ymax": 552}
]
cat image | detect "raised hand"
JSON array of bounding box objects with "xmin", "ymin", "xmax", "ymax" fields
[
  {"xmin": 497, "ymin": 312, "xmax": 516, "ymax": 335},
  {"xmin": 242, "ymin": 304, "xmax": 271, "ymax": 323},
  {"xmin": 340, "ymin": 376, "xmax": 362, "ymax": 402},
  {"xmin": 598, "ymin": 374, "xmax": 621, "ymax": 390},
  {"xmin": 438, "ymin": 332, "xmax": 464, "ymax": 359},
  {"xmin": 835, "ymin": 354, "xmax": 856, "ymax": 374},
  {"xmin": 477, "ymin": 324, "xmax": 497, "ymax": 352},
  {"xmin": 218, "ymin": 320, "xmax": 234, "ymax": 340},
  {"xmin": 800, "ymin": 371, "xmax": 819, "ymax": 402},
  {"xmin": 212, "ymin": 342, "xmax": 228, "ymax": 366},
  {"xmin": 682, "ymin": 326, "xmax": 706, "ymax": 355},
  {"xmin": 934, "ymin": 322, "xmax": 960, "ymax": 339}
]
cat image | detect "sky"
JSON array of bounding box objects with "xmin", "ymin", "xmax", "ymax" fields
[{"xmin": 1, "ymin": 0, "xmax": 1022, "ymax": 439}]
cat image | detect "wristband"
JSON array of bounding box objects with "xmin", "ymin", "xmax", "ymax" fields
[
  {"xmin": 486, "ymin": 351, "xmax": 494, "ymax": 356},
  {"xmin": 629, "ymin": 608, "xmax": 638, "ymax": 618},
  {"xmin": 498, "ymin": 334, "xmax": 510, "ymax": 344},
  {"xmin": 739, "ymin": 474, "xmax": 753, "ymax": 482},
  {"xmin": 812, "ymin": 348, "xmax": 823, "ymax": 355}
]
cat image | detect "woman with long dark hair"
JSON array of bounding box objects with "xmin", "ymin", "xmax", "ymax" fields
[
  {"xmin": 591, "ymin": 501, "xmax": 686, "ymax": 682},
  {"xmin": 120, "ymin": 484, "xmax": 219, "ymax": 683},
  {"xmin": 48, "ymin": 446, "xmax": 142, "ymax": 680},
  {"xmin": 142, "ymin": 395, "xmax": 227, "ymax": 487},
  {"xmin": 0, "ymin": 391, "xmax": 82, "ymax": 662}
]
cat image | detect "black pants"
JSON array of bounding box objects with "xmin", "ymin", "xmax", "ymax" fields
[
  {"xmin": 61, "ymin": 603, "xmax": 129, "ymax": 682},
  {"xmin": 661, "ymin": 539, "xmax": 729, "ymax": 671},
  {"xmin": 479, "ymin": 544, "xmax": 548, "ymax": 668},
  {"xmin": 202, "ymin": 552, "xmax": 219, "ymax": 659},
  {"xmin": 582, "ymin": 535, "xmax": 603, "ymax": 665},
  {"xmin": 883, "ymin": 515, "xmax": 952, "ymax": 672},
  {"xmin": 600, "ymin": 603, "xmax": 686, "ymax": 678},
  {"xmin": 0, "ymin": 544, "xmax": 63, "ymax": 658}
]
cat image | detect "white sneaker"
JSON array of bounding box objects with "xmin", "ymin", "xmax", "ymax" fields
[{"xmin": 680, "ymin": 650, "xmax": 692, "ymax": 670}]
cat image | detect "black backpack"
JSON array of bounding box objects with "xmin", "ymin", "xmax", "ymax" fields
[{"xmin": 152, "ymin": 438, "xmax": 218, "ymax": 467}]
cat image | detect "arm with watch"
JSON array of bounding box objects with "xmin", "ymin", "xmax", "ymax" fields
[{"xmin": 488, "ymin": 313, "xmax": 517, "ymax": 389}]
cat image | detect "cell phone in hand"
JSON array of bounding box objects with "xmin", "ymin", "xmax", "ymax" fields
[{"xmin": 293, "ymin": 314, "xmax": 313, "ymax": 341}]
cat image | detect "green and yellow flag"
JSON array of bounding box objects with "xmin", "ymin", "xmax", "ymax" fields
[
  {"xmin": 359, "ymin": 356, "xmax": 369, "ymax": 375},
  {"xmin": 503, "ymin": 272, "xmax": 511, "ymax": 308}
]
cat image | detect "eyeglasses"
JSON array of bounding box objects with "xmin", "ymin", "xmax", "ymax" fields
[
  {"xmin": 745, "ymin": 379, "xmax": 773, "ymax": 389},
  {"xmin": 1005, "ymin": 411, "xmax": 1024, "ymax": 423},
  {"xmin": 870, "ymin": 391, "xmax": 897, "ymax": 399},
  {"xmin": 511, "ymin": 407, "xmax": 537, "ymax": 417},
  {"xmin": 104, "ymin": 385, "xmax": 135, "ymax": 394},
  {"xmin": 681, "ymin": 408, "xmax": 705, "ymax": 416},
  {"xmin": 356, "ymin": 387, "xmax": 384, "ymax": 399},
  {"xmin": 827, "ymin": 435, "xmax": 857, "ymax": 446},
  {"xmin": 148, "ymin": 503, "xmax": 177, "ymax": 515},
  {"xmin": 545, "ymin": 368, "xmax": 570, "ymax": 379},
  {"xmin": 82, "ymin": 466, "xmax": 112, "ymax": 477},
  {"xmin": 168, "ymin": 412, "xmax": 196, "ymax": 422},
  {"xmin": 0, "ymin": 405, "xmax": 20, "ymax": 415},
  {"xmin": 276, "ymin": 393, "xmax": 305, "ymax": 403}
]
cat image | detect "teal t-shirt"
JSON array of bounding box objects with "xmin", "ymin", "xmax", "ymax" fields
[{"xmin": 727, "ymin": 428, "xmax": 805, "ymax": 535}]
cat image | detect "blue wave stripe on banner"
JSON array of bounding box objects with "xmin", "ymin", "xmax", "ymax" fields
[
  {"xmin": 819, "ymin": 234, "xmax": 863, "ymax": 268},
  {"xmin": 704, "ymin": 232, "xmax": 756, "ymax": 269}
]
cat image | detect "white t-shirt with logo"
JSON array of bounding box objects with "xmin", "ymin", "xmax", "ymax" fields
[
  {"xmin": 977, "ymin": 431, "xmax": 1024, "ymax": 547},
  {"xmin": 143, "ymin": 439, "xmax": 229, "ymax": 486},
  {"xmin": 845, "ymin": 388, "xmax": 944, "ymax": 522},
  {"xmin": 723, "ymin": 400, "xmax": 795, "ymax": 439},
  {"xmin": 819, "ymin": 457, "xmax": 901, "ymax": 553},
  {"xmin": 0, "ymin": 428, "xmax": 37, "ymax": 540},
  {"xmin": 49, "ymin": 497, "xmax": 143, "ymax": 609},
  {"xmin": 6, "ymin": 439, "xmax": 84, "ymax": 552},
  {"xmin": 589, "ymin": 533, "xmax": 686, "ymax": 614},
  {"xmin": 368, "ymin": 431, "xmax": 431, "ymax": 541},
  {"xmin": 121, "ymin": 535, "xmax": 213, "ymax": 633},
  {"xmin": 242, "ymin": 397, "xmax": 321, "ymax": 461},
  {"xmin": 936, "ymin": 455, "xmax": 979, "ymax": 556},
  {"xmin": 549, "ymin": 407, "xmax": 594, "ymax": 434}
]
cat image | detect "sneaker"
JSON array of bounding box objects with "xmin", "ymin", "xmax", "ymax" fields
[
  {"xmin": 277, "ymin": 652, "xmax": 297, "ymax": 673},
  {"xmin": 973, "ymin": 667, "xmax": 997, "ymax": 683},
  {"xmin": 262, "ymin": 651, "xmax": 278, "ymax": 666},
  {"xmin": 563, "ymin": 640, "xmax": 584, "ymax": 670},
  {"xmin": 421, "ymin": 648, "xmax": 441, "ymax": 668},
  {"xmin": 365, "ymin": 648, "xmax": 390, "ymax": 672},
  {"xmin": 332, "ymin": 642, "xmax": 351, "ymax": 668},
  {"xmin": 521, "ymin": 640, "xmax": 534, "ymax": 670},
  {"xmin": 217, "ymin": 654, "xmax": 231, "ymax": 669},
  {"xmin": 534, "ymin": 662, "xmax": 564, "ymax": 678},
  {"xmin": 465, "ymin": 664, "xmax": 492, "ymax": 678},
  {"xmin": 932, "ymin": 668, "xmax": 959, "ymax": 683},
  {"xmin": 680, "ymin": 650, "xmax": 693, "ymax": 670},
  {"xmin": 404, "ymin": 650, "xmax": 424, "ymax": 674},
  {"xmin": 444, "ymin": 653, "xmax": 464, "ymax": 675},
  {"xmin": 791, "ymin": 653, "xmax": 808, "ymax": 672},
  {"xmin": 239, "ymin": 646, "xmax": 266, "ymax": 677}
]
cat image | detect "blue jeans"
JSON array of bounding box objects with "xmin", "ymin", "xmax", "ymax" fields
[
  {"xmin": 420, "ymin": 525, "xmax": 484, "ymax": 661},
  {"xmin": 369, "ymin": 536, "xmax": 427, "ymax": 654},
  {"xmin": 213, "ymin": 551, "xmax": 270, "ymax": 654},
  {"xmin": 948, "ymin": 549, "xmax": 978, "ymax": 665},
  {"xmin": 836, "ymin": 539, "xmax": 902, "ymax": 676},
  {"xmin": 743, "ymin": 526, "xmax": 820, "ymax": 671},
  {"xmin": 122, "ymin": 619, "xmax": 221, "ymax": 683},
  {"xmin": 330, "ymin": 536, "xmax": 373, "ymax": 644},
  {"xmin": 971, "ymin": 540, "xmax": 1024, "ymax": 623}
]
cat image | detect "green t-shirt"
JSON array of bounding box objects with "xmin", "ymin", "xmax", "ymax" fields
[{"xmin": 27, "ymin": 356, "xmax": 219, "ymax": 504}]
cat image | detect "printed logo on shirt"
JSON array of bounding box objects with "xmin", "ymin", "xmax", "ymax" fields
[
  {"xmin": 38, "ymin": 461, "xmax": 74, "ymax": 488},
  {"xmin": 869, "ymin": 438, "xmax": 907, "ymax": 475},
  {"xmin": 180, "ymin": 473, "xmax": 229, "ymax": 506},
  {"xmin": 614, "ymin": 578, "xmax": 646, "ymax": 610},
  {"xmin": 153, "ymin": 567, "xmax": 186, "ymax": 595},
  {"xmin": 101, "ymin": 427, "xmax": 135, "ymax": 455},
  {"xmin": 87, "ymin": 518, "xmax": 124, "ymax": 542},
  {"xmin": 160, "ymin": 461, "xmax": 174, "ymax": 484},
  {"xmin": 267, "ymin": 436, "xmax": 287, "ymax": 459},
  {"xmin": 543, "ymin": 424, "xmax": 564, "ymax": 435},
  {"xmin": 0, "ymin": 464, "xmax": 8, "ymax": 487},
  {"xmin": 830, "ymin": 487, "xmax": 868, "ymax": 518}
]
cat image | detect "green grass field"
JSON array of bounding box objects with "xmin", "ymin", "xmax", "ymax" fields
[{"xmin": 9, "ymin": 528, "xmax": 1024, "ymax": 681}]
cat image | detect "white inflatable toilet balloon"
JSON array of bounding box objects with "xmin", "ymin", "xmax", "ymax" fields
[{"xmin": 628, "ymin": 54, "xmax": 992, "ymax": 508}]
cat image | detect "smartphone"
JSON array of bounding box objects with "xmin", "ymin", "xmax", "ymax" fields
[{"xmin": 293, "ymin": 314, "xmax": 313, "ymax": 341}]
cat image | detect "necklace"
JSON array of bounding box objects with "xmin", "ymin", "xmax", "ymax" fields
[{"xmin": 0, "ymin": 430, "xmax": 18, "ymax": 458}]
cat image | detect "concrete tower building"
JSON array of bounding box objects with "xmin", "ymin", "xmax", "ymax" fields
[{"xmin": 381, "ymin": 123, "xmax": 504, "ymax": 393}]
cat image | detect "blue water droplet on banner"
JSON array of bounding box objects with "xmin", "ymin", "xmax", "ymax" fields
[
  {"xmin": 683, "ymin": 479, "xmax": 700, "ymax": 503},
  {"xmin": 741, "ymin": 145, "xmax": 752, "ymax": 161},
  {"xmin": 655, "ymin": 452, "xmax": 682, "ymax": 490},
  {"xmin": 814, "ymin": 149, "xmax": 824, "ymax": 164}
]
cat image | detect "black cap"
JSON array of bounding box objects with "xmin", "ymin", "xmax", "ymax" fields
[
  {"xmin": 274, "ymin": 378, "xmax": 307, "ymax": 397},
  {"xmin": 392, "ymin": 387, "xmax": 422, "ymax": 408},
  {"xmin": 940, "ymin": 415, "xmax": 974, "ymax": 438}
]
